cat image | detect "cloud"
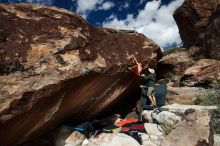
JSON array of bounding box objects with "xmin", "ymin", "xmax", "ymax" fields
[
  {"xmin": 139, "ymin": 0, "xmax": 146, "ymax": 5},
  {"xmin": 76, "ymin": 0, "xmax": 103, "ymax": 14},
  {"xmin": 102, "ymin": 0, "xmax": 184, "ymax": 49},
  {"xmin": 99, "ymin": 1, "xmax": 115, "ymax": 10},
  {"xmin": 75, "ymin": 0, "xmax": 115, "ymax": 18},
  {"xmin": 119, "ymin": 2, "xmax": 129, "ymax": 10},
  {"xmin": 124, "ymin": 2, "xmax": 129, "ymax": 9}
]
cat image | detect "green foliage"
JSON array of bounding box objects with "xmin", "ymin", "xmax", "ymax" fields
[
  {"xmin": 193, "ymin": 95, "xmax": 205, "ymax": 105},
  {"xmin": 159, "ymin": 120, "xmax": 180, "ymax": 135},
  {"xmin": 193, "ymin": 85, "xmax": 220, "ymax": 106},
  {"xmin": 212, "ymin": 108, "xmax": 220, "ymax": 134},
  {"xmin": 161, "ymin": 123, "xmax": 174, "ymax": 135},
  {"xmin": 164, "ymin": 71, "xmax": 181, "ymax": 85},
  {"xmin": 193, "ymin": 83, "xmax": 220, "ymax": 134}
]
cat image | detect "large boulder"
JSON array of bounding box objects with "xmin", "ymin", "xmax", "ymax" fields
[
  {"xmin": 0, "ymin": 3, "xmax": 162, "ymax": 146},
  {"xmin": 162, "ymin": 110, "xmax": 214, "ymax": 146},
  {"xmin": 204, "ymin": 5, "xmax": 220, "ymax": 59},
  {"xmin": 159, "ymin": 51, "xmax": 194, "ymax": 72},
  {"xmin": 158, "ymin": 50, "xmax": 194, "ymax": 77},
  {"xmin": 180, "ymin": 59, "xmax": 220, "ymax": 87},
  {"xmin": 174, "ymin": 0, "xmax": 220, "ymax": 59}
]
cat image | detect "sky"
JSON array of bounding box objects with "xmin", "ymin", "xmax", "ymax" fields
[{"xmin": 0, "ymin": 0, "xmax": 185, "ymax": 50}]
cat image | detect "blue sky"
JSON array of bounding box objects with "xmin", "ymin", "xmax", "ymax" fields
[{"xmin": 0, "ymin": 0, "xmax": 184, "ymax": 49}]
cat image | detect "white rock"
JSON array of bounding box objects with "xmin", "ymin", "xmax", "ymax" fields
[
  {"xmin": 82, "ymin": 139, "xmax": 89, "ymax": 145},
  {"xmin": 141, "ymin": 134, "xmax": 151, "ymax": 141},
  {"xmin": 141, "ymin": 134, "xmax": 163, "ymax": 146},
  {"xmin": 144, "ymin": 123, "xmax": 164, "ymax": 136},
  {"xmin": 150, "ymin": 135, "xmax": 161, "ymax": 140},
  {"xmin": 142, "ymin": 110, "xmax": 153, "ymax": 123},
  {"xmin": 149, "ymin": 135, "xmax": 165, "ymax": 145},
  {"xmin": 85, "ymin": 133, "xmax": 140, "ymax": 146},
  {"xmin": 151, "ymin": 111, "xmax": 181, "ymax": 126},
  {"xmin": 214, "ymin": 134, "xmax": 220, "ymax": 146},
  {"xmin": 65, "ymin": 144, "xmax": 73, "ymax": 146},
  {"xmin": 65, "ymin": 131, "xmax": 86, "ymax": 146},
  {"xmin": 162, "ymin": 104, "xmax": 218, "ymax": 114},
  {"xmin": 142, "ymin": 141, "xmax": 158, "ymax": 146}
]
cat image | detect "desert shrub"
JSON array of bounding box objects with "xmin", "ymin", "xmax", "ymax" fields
[
  {"xmin": 193, "ymin": 95, "xmax": 205, "ymax": 105},
  {"xmin": 193, "ymin": 85, "xmax": 220, "ymax": 106},
  {"xmin": 164, "ymin": 71, "xmax": 181, "ymax": 86},
  {"xmin": 212, "ymin": 108, "xmax": 220, "ymax": 134},
  {"xmin": 161, "ymin": 122, "xmax": 174, "ymax": 135},
  {"xmin": 193, "ymin": 83, "xmax": 220, "ymax": 134}
]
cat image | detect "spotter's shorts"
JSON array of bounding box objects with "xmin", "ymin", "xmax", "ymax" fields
[{"xmin": 147, "ymin": 86, "xmax": 155, "ymax": 96}]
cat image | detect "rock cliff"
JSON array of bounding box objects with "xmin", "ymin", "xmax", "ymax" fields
[
  {"xmin": 0, "ymin": 3, "xmax": 162, "ymax": 146},
  {"xmin": 174, "ymin": 0, "xmax": 220, "ymax": 59}
]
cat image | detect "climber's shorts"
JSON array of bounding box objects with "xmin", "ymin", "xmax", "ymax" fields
[{"xmin": 147, "ymin": 87, "xmax": 155, "ymax": 97}]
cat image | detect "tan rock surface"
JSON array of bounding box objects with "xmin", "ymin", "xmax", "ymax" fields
[
  {"xmin": 162, "ymin": 110, "xmax": 214, "ymax": 146},
  {"xmin": 180, "ymin": 59, "xmax": 220, "ymax": 86},
  {"xmin": 158, "ymin": 51, "xmax": 194, "ymax": 77}
]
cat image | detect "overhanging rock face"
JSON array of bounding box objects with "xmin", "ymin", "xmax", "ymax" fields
[{"xmin": 0, "ymin": 3, "xmax": 162, "ymax": 146}]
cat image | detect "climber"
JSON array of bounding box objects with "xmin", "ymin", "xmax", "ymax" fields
[
  {"xmin": 128, "ymin": 56, "xmax": 143, "ymax": 76},
  {"xmin": 141, "ymin": 68, "xmax": 156, "ymax": 106},
  {"xmin": 128, "ymin": 56, "xmax": 157, "ymax": 105}
]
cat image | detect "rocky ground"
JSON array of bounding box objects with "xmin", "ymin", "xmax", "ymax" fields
[{"xmin": 45, "ymin": 104, "xmax": 217, "ymax": 146}]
